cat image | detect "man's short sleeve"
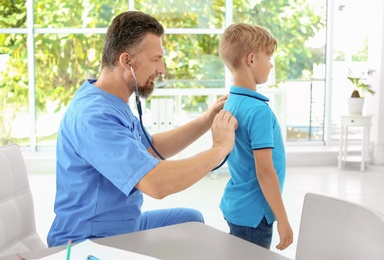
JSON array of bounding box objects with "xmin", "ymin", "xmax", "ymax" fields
[{"xmin": 78, "ymin": 111, "xmax": 160, "ymax": 195}]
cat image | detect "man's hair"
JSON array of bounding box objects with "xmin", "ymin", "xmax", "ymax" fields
[
  {"xmin": 219, "ymin": 23, "xmax": 277, "ymax": 71},
  {"xmin": 101, "ymin": 11, "xmax": 164, "ymax": 69}
]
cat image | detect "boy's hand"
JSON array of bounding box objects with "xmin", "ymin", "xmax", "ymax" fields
[{"xmin": 276, "ymin": 221, "xmax": 294, "ymax": 250}]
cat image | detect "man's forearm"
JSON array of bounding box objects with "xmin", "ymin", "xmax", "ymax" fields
[
  {"xmin": 137, "ymin": 146, "xmax": 228, "ymax": 199},
  {"xmin": 151, "ymin": 112, "xmax": 211, "ymax": 158}
]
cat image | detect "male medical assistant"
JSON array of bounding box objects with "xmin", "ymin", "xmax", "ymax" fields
[{"xmin": 47, "ymin": 80, "xmax": 160, "ymax": 246}]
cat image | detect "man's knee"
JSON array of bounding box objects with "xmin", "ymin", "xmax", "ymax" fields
[{"xmin": 183, "ymin": 208, "xmax": 204, "ymax": 223}]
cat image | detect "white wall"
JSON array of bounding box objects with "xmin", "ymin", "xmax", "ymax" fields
[{"xmin": 368, "ymin": 0, "xmax": 384, "ymax": 164}]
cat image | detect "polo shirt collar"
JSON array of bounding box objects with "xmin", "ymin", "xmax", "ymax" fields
[{"xmin": 229, "ymin": 85, "xmax": 269, "ymax": 102}]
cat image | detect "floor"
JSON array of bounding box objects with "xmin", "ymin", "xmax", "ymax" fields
[{"xmin": 28, "ymin": 161, "xmax": 384, "ymax": 260}]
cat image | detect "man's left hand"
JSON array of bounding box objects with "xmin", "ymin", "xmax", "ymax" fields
[{"xmin": 205, "ymin": 94, "xmax": 228, "ymax": 124}]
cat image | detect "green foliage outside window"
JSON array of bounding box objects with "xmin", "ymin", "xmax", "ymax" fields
[
  {"xmin": 0, "ymin": 0, "xmax": 326, "ymax": 145},
  {"xmin": 0, "ymin": 0, "xmax": 27, "ymax": 145},
  {"xmin": 234, "ymin": 0, "xmax": 325, "ymax": 81}
]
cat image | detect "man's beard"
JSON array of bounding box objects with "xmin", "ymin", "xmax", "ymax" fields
[
  {"xmin": 138, "ymin": 81, "xmax": 155, "ymax": 99},
  {"xmin": 129, "ymin": 80, "xmax": 155, "ymax": 99}
]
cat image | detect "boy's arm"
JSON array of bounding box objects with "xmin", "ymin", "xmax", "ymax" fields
[{"xmin": 253, "ymin": 148, "xmax": 293, "ymax": 250}]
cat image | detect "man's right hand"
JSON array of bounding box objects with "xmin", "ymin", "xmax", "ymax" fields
[
  {"xmin": 211, "ymin": 110, "xmax": 238, "ymax": 156},
  {"xmin": 137, "ymin": 110, "xmax": 237, "ymax": 199}
]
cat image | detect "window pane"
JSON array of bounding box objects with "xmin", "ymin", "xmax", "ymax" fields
[
  {"xmin": 161, "ymin": 34, "xmax": 224, "ymax": 88},
  {"xmin": 136, "ymin": 0, "xmax": 225, "ymax": 28},
  {"xmin": 284, "ymin": 80, "xmax": 326, "ymax": 142},
  {"xmin": 233, "ymin": 0, "xmax": 327, "ymax": 142},
  {"xmin": 0, "ymin": 1, "xmax": 26, "ymax": 28},
  {"xmin": 0, "ymin": 34, "xmax": 29, "ymax": 146},
  {"xmin": 330, "ymin": 0, "xmax": 372, "ymax": 141},
  {"xmin": 35, "ymin": 33, "xmax": 104, "ymax": 146},
  {"xmin": 34, "ymin": 0, "xmax": 129, "ymax": 28}
]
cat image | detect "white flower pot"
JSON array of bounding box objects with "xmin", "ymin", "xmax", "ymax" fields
[{"xmin": 347, "ymin": 97, "xmax": 364, "ymax": 115}]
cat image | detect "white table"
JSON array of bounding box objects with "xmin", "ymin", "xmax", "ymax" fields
[
  {"xmin": 0, "ymin": 222, "xmax": 292, "ymax": 260},
  {"xmin": 338, "ymin": 115, "xmax": 372, "ymax": 171}
]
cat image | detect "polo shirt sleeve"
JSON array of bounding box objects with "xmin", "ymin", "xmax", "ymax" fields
[
  {"xmin": 77, "ymin": 111, "xmax": 160, "ymax": 196},
  {"xmin": 247, "ymin": 106, "xmax": 275, "ymax": 150}
]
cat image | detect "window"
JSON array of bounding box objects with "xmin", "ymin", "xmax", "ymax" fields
[{"xmin": 0, "ymin": 0, "xmax": 332, "ymax": 148}]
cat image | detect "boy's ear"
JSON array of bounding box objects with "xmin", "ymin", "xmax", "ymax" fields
[{"xmin": 247, "ymin": 53, "xmax": 255, "ymax": 66}]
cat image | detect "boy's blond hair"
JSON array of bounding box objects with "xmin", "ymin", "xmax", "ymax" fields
[{"xmin": 219, "ymin": 23, "xmax": 277, "ymax": 71}]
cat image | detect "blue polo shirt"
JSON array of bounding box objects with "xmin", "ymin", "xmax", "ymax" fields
[
  {"xmin": 220, "ymin": 86, "xmax": 286, "ymax": 227},
  {"xmin": 47, "ymin": 80, "xmax": 160, "ymax": 246}
]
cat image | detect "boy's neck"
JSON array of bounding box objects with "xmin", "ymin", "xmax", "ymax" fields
[{"xmin": 232, "ymin": 72, "xmax": 257, "ymax": 91}]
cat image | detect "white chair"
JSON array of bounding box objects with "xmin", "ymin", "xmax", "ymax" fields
[
  {"xmin": 296, "ymin": 192, "xmax": 384, "ymax": 260},
  {"xmin": 0, "ymin": 144, "xmax": 47, "ymax": 256}
]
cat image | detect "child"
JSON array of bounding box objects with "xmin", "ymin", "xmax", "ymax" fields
[{"xmin": 218, "ymin": 23, "xmax": 293, "ymax": 250}]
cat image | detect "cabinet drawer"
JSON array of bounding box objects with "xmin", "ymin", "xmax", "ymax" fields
[{"xmin": 342, "ymin": 116, "xmax": 371, "ymax": 127}]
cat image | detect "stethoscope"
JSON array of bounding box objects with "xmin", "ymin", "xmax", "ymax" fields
[{"xmin": 130, "ymin": 66, "xmax": 227, "ymax": 171}]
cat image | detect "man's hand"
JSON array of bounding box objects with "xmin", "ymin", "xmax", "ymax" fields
[
  {"xmin": 211, "ymin": 110, "xmax": 238, "ymax": 156},
  {"xmin": 205, "ymin": 94, "xmax": 229, "ymax": 124}
]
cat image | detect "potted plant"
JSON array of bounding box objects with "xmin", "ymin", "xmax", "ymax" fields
[{"xmin": 347, "ymin": 69, "xmax": 375, "ymax": 115}]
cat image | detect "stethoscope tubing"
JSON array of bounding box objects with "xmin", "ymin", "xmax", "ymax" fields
[{"xmin": 130, "ymin": 66, "xmax": 227, "ymax": 171}]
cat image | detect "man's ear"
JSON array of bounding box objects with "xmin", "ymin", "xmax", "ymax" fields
[{"xmin": 119, "ymin": 52, "xmax": 132, "ymax": 67}]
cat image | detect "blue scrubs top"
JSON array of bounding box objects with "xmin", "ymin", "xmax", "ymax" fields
[
  {"xmin": 47, "ymin": 80, "xmax": 160, "ymax": 246},
  {"xmin": 220, "ymin": 86, "xmax": 286, "ymax": 227}
]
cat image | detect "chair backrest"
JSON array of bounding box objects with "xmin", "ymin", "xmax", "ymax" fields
[
  {"xmin": 296, "ymin": 192, "xmax": 384, "ymax": 260},
  {"xmin": 0, "ymin": 144, "xmax": 47, "ymax": 256}
]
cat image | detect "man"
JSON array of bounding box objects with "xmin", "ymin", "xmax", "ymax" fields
[{"xmin": 47, "ymin": 11, "xmax": 237, "ymax": 246}]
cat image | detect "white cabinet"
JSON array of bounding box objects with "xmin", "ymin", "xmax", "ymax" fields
[{"xmin": 338, "ymin": 115, "xmax": 372, "ymax": 171}]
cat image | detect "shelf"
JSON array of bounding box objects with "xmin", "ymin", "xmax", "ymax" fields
[{"xmin": 338, "ymin": 155, "xmax": 370, "ymax": 163}]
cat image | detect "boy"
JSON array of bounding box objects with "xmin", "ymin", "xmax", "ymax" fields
[{"xmin": 218, "ymin": 23, "xmax": 293, "ymax": 250}]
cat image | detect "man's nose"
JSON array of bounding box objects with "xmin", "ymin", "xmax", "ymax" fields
[{"xmin": 157, "ymin": 61, "xmax": 165, "ymax": 75}]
